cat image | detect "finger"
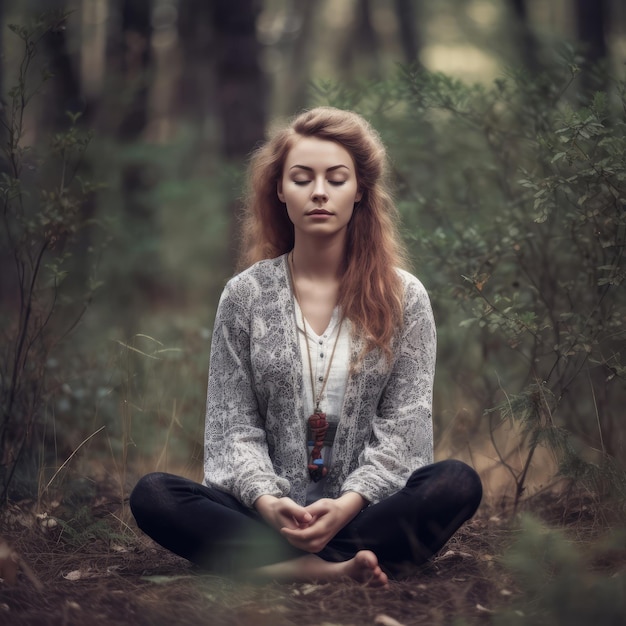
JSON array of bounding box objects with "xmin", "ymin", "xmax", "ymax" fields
[
  {"xmin": 280, "ymin": 501, "xmax": 313, "ymax": 524},
  {"xmin": 280, "ymin": 527, "xmax": 306, "ymax": 539},
  {"xmin": 293, "ymin": 510, "xmax": 313, "ymax": 525},
  {"xmin": 281, "ymin": 530, "xmax": 329, "ymax": 554},
  {"xmin": 303, "ymin": 501, "xmax": 329, "ymax": 516},
  {"xmin": 292, "ymin": 516, "xmax": 314, "ymax": 529}
]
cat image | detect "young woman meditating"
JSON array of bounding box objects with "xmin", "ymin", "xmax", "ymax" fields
[{"xmin": 130, "ymin": 107, "xmax": 482, "ymax": 586}]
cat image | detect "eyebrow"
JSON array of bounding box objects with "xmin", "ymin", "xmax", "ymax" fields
[{"xmin": 288, "ymin": 164, "xmax": 350, "ymax": 173}]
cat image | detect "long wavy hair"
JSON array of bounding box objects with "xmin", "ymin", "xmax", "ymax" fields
[{"xmin": 239, "ymin": 106, "xmax": 409, "ymax": 360}]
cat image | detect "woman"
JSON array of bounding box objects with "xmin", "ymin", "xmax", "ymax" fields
[{"xmin": 130, "ymin": 107, "xmax": 482, "ymax": 587}]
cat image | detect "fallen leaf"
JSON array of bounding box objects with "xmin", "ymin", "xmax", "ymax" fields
[
  {"xmin": 438, "ymin": 550, "xmax": 473, "ymax": 560},
  {"xmin": 375, "ymin": 614, "xmax": 406, "ymax": 626},
  {"xmin": 258, "ymin": 605, "xmax": 288, "ymax": 614},
  {"xmin": 299, "ymin": 583, "xmax": 321, "ymax": 596},
  {"xmin": 141, "ymin": 575, "xmax": 190, "ymax": 584},
  {"xmin": 111, "ymin": 544, "xmax": 128, "ymax": 553},
  {"xmin": 476, "ymin": 604, "xmax": 493, "ymax": 613}
]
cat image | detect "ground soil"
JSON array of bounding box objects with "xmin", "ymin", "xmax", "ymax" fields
[{"xmin": 0, "ymin": 489, "xmax": 623, "ymax": 626}]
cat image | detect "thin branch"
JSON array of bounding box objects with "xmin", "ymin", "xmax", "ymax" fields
[{"xmin": 42, "ymin": 425, "xmax": 106, "ymax": 493}]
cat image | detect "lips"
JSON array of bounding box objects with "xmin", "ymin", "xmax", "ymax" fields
[{"xmin": 307, "ymin": 209, "xmax": 332, "ymax": 215}]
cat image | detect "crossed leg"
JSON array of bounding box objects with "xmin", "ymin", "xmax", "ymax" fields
[{"xmin": 129, "ymin": 460, "xmax": 482, "ymax": 585}]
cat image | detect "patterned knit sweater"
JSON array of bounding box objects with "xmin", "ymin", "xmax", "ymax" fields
[{"xmin": 203, "ymin": 254, "xmax": 436, "ymax": 508}]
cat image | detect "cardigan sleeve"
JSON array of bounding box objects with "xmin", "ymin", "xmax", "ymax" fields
[
  {"xmin": 340, "ymin": 274, "xmax": 436, "ymax": 503},
  {"xmin": 203, "ymin": 276, "xmax": 291, "ymax": 508}
]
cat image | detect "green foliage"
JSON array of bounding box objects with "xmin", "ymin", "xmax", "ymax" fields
[
  {"xmin": 492, "ymin": 514, "xmax": 626, "ymax": 625},
  {"xmin": 316, "ymin": 58, "xmax": 626, "ymax": 500},
  {"xmin": 0, "ymin": 13, "xmax": 102, "ymax": 500}
]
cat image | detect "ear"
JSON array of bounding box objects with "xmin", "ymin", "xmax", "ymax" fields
[
  {"xmin": 355, "ymin": 188, "xmax": 363, "ymax": 203},
  {"xmin": 277, "ymin": 179, "xmax": 285, "ymax": 203}
]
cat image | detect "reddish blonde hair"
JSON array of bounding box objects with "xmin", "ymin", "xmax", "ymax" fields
[{"xmin": 239, "ymin": 106, "xmax": 408, "ymax": 359}]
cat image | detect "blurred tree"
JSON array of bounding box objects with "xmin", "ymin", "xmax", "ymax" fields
[
  {"xmin": 576, "ymin": 0, "xmax": 608, "ymax": 64},
  {"xmin": 0, "ymin": 0, "xmax": 9, "ymax": 309},
  {"xmin": 41, "ymin": 7, "xmax": 88, "ymax": 128},
  {"xmin": 209, "ymin": 0, "xmax": 266, "ymax": 161},
  {"xmin": 0, "ymin": 0, "xmax": 4, "ymax": 105},
  {"xmin": 340, "ymin": 0, "xmax": 382, "ymax": 82},
  {"xmin": 394, "ymin": 0, "xmax": 422, "ymax": 68},
  {"xmin": 110, "ymin": 0, "xmax": 165, "ymax": 309},
  {"xmin": 116, "ymin": 0, "xmax": 153, "ymax": 139},
  {"xmin": 176, "ymin": 0, "xmax": 214, "ymax": 126},
  {"xmin": 285, "ymin": 0, "xmax": 316, "ymax": 114},
  {"xmin": 35, "ymin": 5, "xmax": 98, "ymax": 290},
  {"xmin": 509, "ymin": 0, "xmax": 541, "ymax": 74},
  {"xmin": 209, "ymin": 0, "xmax": 267, "ymax": 261},
  {"xmin": 575, "ymin": 0, "xmax": 609, "ymax": 95}
]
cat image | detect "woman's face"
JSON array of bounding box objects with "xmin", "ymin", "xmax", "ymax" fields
[{"xmin": 277, "ymin": 136, "xmax": 362, "ymax": 244}]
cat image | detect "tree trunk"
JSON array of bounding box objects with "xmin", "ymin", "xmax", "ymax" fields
[
  {"xmin": 114, "ymin": 0, "xmax": 165, "ymax": 311},
  {"xmin": 575, "ymin": 0, "xmax": 609, "ymax": 95},
  {"xmin": 286, "ymin": 0, "xmax": 316, "ymax": 114},
  {"xmin": 209, "ymin": 0, "xmax": 267, "ymax": 263},
  {"xmin": 509, "ymin": 0, "xmax": 541, "ymax": 74},
  {"xmin": 340, "ymin": 0, "xmax": 382, "ymax": 82},
  {"xmin": 209, "ymin": 0, "xmax": 267, "ymax": 160},
  {"xmin": 176, "ymin": 0, "xmax": 215, "ymax": 125},
  {"xmin": 393, "ymin": 0, "xmax": 422, "ymax": 68},
  {"xmin": 0, "ymin": 0, "xmax": 3, "ymax": 106},
  {"xmin": 117, "ymin": 0, "xmax": 153, "ymax": 140},
  {"xmin": 42, "ymin": 15, "xmax": 89, "ymax": 128},
  {"xmin": 576, "ymin": 0, "xmax": 608, "ymax": 63}
]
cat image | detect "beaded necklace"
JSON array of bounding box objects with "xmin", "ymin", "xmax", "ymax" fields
[{"xmin": 288, "ymin": 252, "xmax": 344, "ymax": 482}]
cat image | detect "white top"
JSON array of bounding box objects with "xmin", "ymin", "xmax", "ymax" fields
[{"xmin": 293, "ymin": 300, "xmax": 351, "ymax": 503}]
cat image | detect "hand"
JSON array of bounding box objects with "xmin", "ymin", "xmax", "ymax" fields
[
  {"xmin": 254, "ymin": 495, "xmax": 313, "ymax": 533},
  {"xmin": 280, "ymin": 492, "xmax": 367, "ymax": 553}
]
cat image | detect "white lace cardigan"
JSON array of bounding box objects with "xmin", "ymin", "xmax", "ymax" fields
[{"xmin": 203, "ymin": 254, "xmax": 436, "ymax": 508}]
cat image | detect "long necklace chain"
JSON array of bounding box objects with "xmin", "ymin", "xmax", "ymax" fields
[
  {"xmin": 289, "ymin": 252, "xmax": 344, "ymax": 412},
  {"xmin": 288, "ymin": 252, "xmax": 344, "ymax": 481}
]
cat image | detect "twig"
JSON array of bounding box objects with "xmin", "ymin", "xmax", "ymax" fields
[
  {"xmin": 42, "ymin": 425, "xmax": 106, "ymax": 493},
  {"xmin": 588, "ymin": 368, "xmax": 605, "ymax": 455}
]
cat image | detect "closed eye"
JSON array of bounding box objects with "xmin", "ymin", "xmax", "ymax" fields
[{"xmin": 292, "ymin": 179, "xmax": 346, "ymax": 186}]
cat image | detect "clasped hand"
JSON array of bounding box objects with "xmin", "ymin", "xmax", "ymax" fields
[{"xmin": 255, "ymin": 493, "xmax": 365, "ymax": 554}]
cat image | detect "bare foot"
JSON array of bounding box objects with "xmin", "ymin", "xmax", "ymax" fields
[
  {"xmin": 339, "ymin": 550, "xmax": 389, "ymax": 587},
  {"xmin": 248, "ymin": 550, "xmax": 389, "ymax": 587}
]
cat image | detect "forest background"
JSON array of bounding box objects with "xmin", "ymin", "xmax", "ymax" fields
[{"xmin": 0, "ymin": 1, "xmax": 625, "ymax": 624}]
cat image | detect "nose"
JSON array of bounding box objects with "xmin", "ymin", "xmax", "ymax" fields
[{"xmin": 312, "ymin": 178, "xmax": 328, "ymax": 202}]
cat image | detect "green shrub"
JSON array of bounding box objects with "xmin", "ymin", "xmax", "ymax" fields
[
  {"xmin": 0, "ymin": 13, "xmax": 102, "ymax": 500},
  {"xmin": 314, "ymin": 56, "xmax": 626, "ymax": 502}
]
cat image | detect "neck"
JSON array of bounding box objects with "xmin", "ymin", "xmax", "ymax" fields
[{"xmin": 291, "ymin": 236, "xmax": 346, "ymax": 281}]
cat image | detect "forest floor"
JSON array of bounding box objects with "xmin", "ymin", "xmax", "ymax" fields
[{"xmin": 0, "ymin": 484, "xmax": 624, "ymax": 626}]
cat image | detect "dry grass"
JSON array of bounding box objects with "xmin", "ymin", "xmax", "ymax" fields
[{"xmin": 0, "ymin": 486, "xmax": 624, "ymax": 626}]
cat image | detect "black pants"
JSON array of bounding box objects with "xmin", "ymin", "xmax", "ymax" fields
[{"xmin": 129, "ymin": 459, "xmax": 482, "ymax": 577}]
